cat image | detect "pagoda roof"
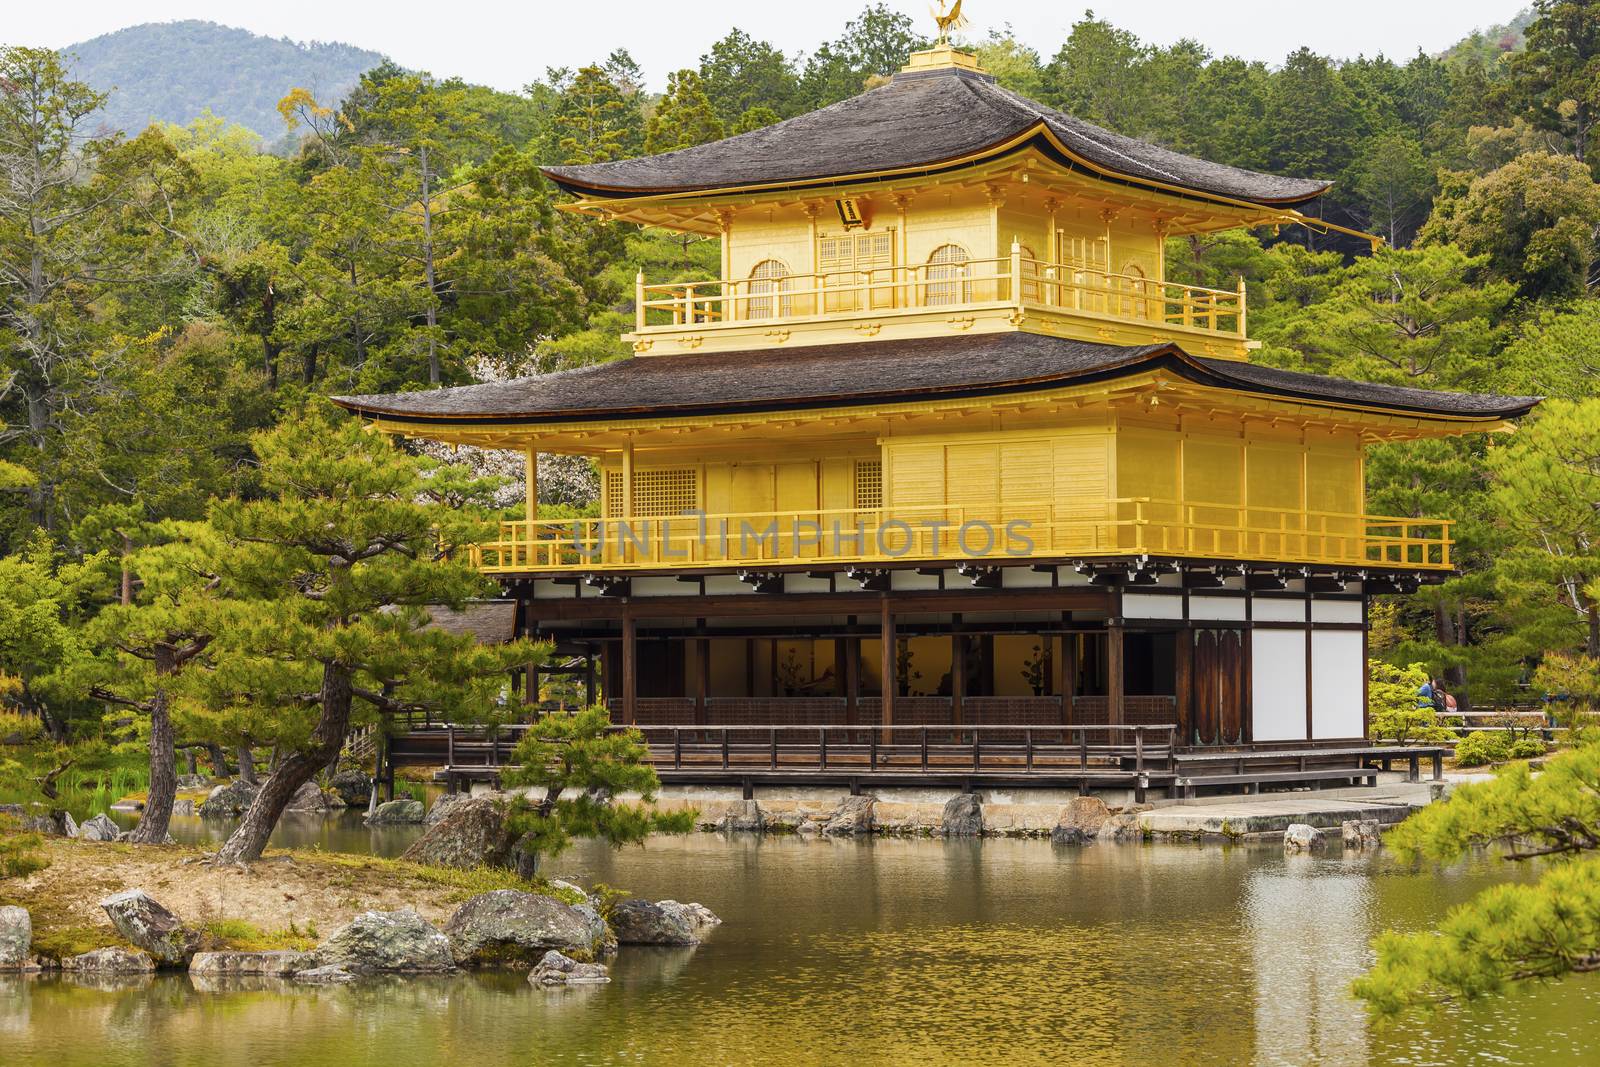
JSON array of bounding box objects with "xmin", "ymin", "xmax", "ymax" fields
[
  {"xmin": 332, "ymin": 335, "xmax": 1537, "ymax": 426},
  {"xmin": 542, "ymin": 64, "xmax": 1329, "ymax": 207}
]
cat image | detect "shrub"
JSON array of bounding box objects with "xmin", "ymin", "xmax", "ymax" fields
[
  {"xmin": 1369, "ymin": 662, "xmax": 1456, "ymax": 744},
  {"xmin": 0, "ymin": 711, "xmax": 43, "ymax": 745},
  {"xmin": 1509, "ymin": 738, "xmax": 1548, "ymax": 760},
  {"xmin": 1455, "ymin": 730, "xmax": 1513, "ymax": 767},
  {"xmin": 0, "ymin": 817, "xmax": 49, "ymax": 880}
]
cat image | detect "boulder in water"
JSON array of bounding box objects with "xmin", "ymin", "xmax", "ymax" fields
[
  {"xmin": 293, "ymin": 964, "xmax": 359, "ymax": 984},
  {"xmin": 529, "ymin": 949, "xmax": 610, "ymax": 986},
  {"xmin": 444, "ymin": 889, "xmax": 610, "ymax": 966},
  {"xmin": 63, "ymin": 947, "xmax": 156, "ymax": 973},
  {"xmin": 1284, "ymin": 823, "xmax": 1326, "ymax": 852},
  {"xmin": 284, "ymin": 781, "xmax": 330, "ymax": 814},
  {"xmin": 0, "ymin": 803, "xmax": 76, "ymax": 837},
  {"xmin": 1341, "ymin": 819, "xmax": 1381, "ymax": 850},
  {"xmin": 198, "ymin": 780, "xmax": 258, "ymax": 819},
  {"xmin": 609, "ymin": 898, "xmax": 707, "ymax": 946},
  {"xmin": 0, "ymin": 905, "xmax": 30, "ymax": 970},
  {"xmin": 327, "ymin": 769, "xmax": 372, "ymax": 808},
  {"xmin": 189, "ymin": 950, "xmax": 309, "ymax": 977},
  {"xmin": 364, "ymin": 798, "xmax": 425, "ymax": 825},
  {"xmin": 310, "ymin": 909, "xmax": 454, "ymax": 974},
  {"xmin": 99, "ymin": 889, "xmax": 197, "ymax": 965},
  {"xmin": 820, "ymin": 794, "xmax": 875, "ymax": 836},
  {"xmin": 940, "ymin": 793, "xmax": 983, "ymax": 836}
]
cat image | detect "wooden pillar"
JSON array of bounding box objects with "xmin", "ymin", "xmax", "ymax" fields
[
  {"xmin": 1107, "ymin": 623, "xmax": 1126, "ymax": 726},
  {"xmin": 524, "ymin": 448, "xmax": 538, "ymax": 526},
  {"xmin": 621, "ymin": 612, "xmax": 638, "ymax": 726},
  {"xmin": 951, "ymin": 625, "xmax": 965, "ymax": 726},
  {"xmin": 880, "ymin": 599, "xmax": 895, "ymax": 726},
  {"xmin": 1175, "ymin": 628, "xmax": 1193, "ymax": 746},
  {"xmin": 845, "ymin": 625, "xmax": 860, "ymax": 724},
  {"xmin": 584, "ymin": 644, "xmax": 597, "ymax": 708},
  {"xmin": 695, "ymin": 625, "xmax": 709, "ymax": 726},
  {"xmin": 1062, "ymin": 632, "xmax": 1079, "ymax": 724}
]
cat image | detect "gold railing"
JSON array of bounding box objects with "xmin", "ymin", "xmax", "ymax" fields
[
  {"xmin": 635, "ymin": 249, "xmax": 1246, "ymax": 339},
  {"xmin": 467, "ymin": 499, "xmax": 1452, "ymax": 573}
]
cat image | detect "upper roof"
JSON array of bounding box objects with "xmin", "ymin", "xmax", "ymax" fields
[
  {"xmin": 542, "ymin": 63, "xmax": 1331, "ymax": 207},
  {"xmin": 332, "ymin": 334, "xmax": 1538, "ymax": 426}
]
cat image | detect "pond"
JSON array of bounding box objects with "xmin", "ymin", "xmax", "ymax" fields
[{"xmin": 6, "ymin": 825, "xmax": 1598, "ymax": 1066}]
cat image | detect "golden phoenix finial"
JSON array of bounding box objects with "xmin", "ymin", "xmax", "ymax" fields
[{"xmin": 930, "ymin": 0, "xmax": 968, "ymax": 44}]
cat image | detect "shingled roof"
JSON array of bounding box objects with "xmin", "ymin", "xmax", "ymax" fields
[
  {"xmin": 542, "ymin": 65, "xmax": 1330, "ymax": 207},
  {"xmin": 332, "ymin": 334, "xmax": 1538, "ymax": 426}
]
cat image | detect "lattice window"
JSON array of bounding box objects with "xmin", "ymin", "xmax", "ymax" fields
[
  {"xmin": 854, "ymin": 459, "xmax": 883, "ymax": 511},
  {"xmin": 925, "ymin": 243, "xmax": 970, "ymax": 306},
  {"xmin": 747, "ymin": 258, "xmax": 792, "ymax": 320},
  {"xmin": 606, "ymin": 468, "xmax": 698, "ymax": 518}
]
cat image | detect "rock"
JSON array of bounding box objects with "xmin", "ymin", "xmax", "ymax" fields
[
  {"xmin": 940, "ymin": 793, "xmax": 984, "ymax": 836},
  {"xmin": 189, "ymin": 951, "xmax": 309, "ymax": 977},
  {"xmin": 198, "ymin": 780, "xmax": 258, "ymax": 819},
  {"xmin": 175, "ymin": 774, "xmax": 211, "ymax": 791},
  {"xmin": 1428, "ymin": 781, "xmax": 1455, "ymax": 802},
  {"xmin": 171, "ymin": 798, "xmax": 195, "ymax": 817},
  {"xmin": 1057, "ymin": 796, "xmax": 1110, "ymax": 836},
  {"xmin": 0, "ymin": 905, "xmax": 30, "ymax": 970},
  {"xmin": 284, "ymin": 781, "xmax": 329, "ymax": 814},
  {"xmin": 99, "ymin": 889, "xmax": 197, "ymax": 965},
  {"xmin": 1096, "ymin": 811, "xmax": 1146, "ymax": 843},
  {"xmin": 1050, "ymin": 825, "xmax": 1094, "ymax": 845},
  {"xmin": 715, "ymin": 799, "xmax": 764, "ymax": 833},
  {"xmin": 327, "ymin": 769, "xmax": 373, "ymax": 808},
  {"xmin": 657, "ymin": 900, "xmax": 720, "ymax": 939},
  {"xmin": 424, "ymin": 791, "xmax": 471, "ymax": 827},
  {"xmin": 444, "ymin": 890, "xmax": 609, "ymax": 966},
  {"xmin": 365, "ymin": 798, "xmax": 426, "ymax": 825},
  {"xmin": 529, "ymin": 949, "xmax": 610, "ymax": 986},
  {"xmin": 0, "ymin": 804, "xmax": 76, "ymax": 837},
  {"xmin": 401, "ymin": 795, "xmax": 512, "ymax": 867},
  {"xmin": 78, "ymin": 813, "xmax": 121, "ymax": 842},
  {"xmin": 311, "ymin": 909, "xmax": 454, "ymax": 974},
  {"xmin": 820, "ymin": 794, "xmax": 875, "ymax": 836},
  {"xmin": 547, "ymin": 879, "xmax": 591, "ymax": 905},
  {"xmin": 1341, "ymin": 819, "xmax": 1382, "ymax": 850},
  {"xmin": 63, "ymin": 947, "xmax": 156, "ymax": 973},
  {"xmin": 610, "ymin": 898, "xmax": 700, "ymax": 946},
  {"xmin": 1284, "ymin": 823, "xmax": 1326, "ymax": 852},
  {"xmin": 293, "ymin": 964, "xmax": 358, "ymax": 984}
]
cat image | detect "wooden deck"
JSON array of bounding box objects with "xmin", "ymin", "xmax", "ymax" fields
[{"xmin": 384, "ymin": 722, "xmax": 1447, "ymax": 801}]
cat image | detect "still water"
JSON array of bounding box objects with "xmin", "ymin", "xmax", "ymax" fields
[{"xmin": 5, "ymin": 819, "xmax": 1598, "ymax": 1067}]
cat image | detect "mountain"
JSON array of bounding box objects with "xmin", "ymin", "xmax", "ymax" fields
[
  {"xmin": 1438, "ymin": 7, "xmax": 1536, "ymax": 66},
  {"xmin": 61, "ymin": 20, "xmax": 384, "ymax": 139}
]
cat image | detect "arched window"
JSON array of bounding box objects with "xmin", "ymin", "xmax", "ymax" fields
[
  {"xmin": 1117, "ymin": 263, "xmax": 1149, "ymax": 320},
  {"xmin": 747, "ymin": 258, "xmax": 792, "ymax": 319},
  {"xmin": 925, "ymin": 243, "xmax": 970, "ymax": 306}
]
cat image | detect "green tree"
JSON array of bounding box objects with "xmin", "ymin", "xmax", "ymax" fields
[
  {"xmin": 798, "ymin": 3, "xmax": 924, "ymax": 108},
  {"xmin": 0, "ymin": 536, "xmax": 101, "ymax": 739},
  {"xmin": 1262, "ymin": 49, "xmax": 1361, "ymax": 187},
  {"xmin": 1354, "ymin": 129, "xmax": 1434, "ymax": 247},
  {"xmin": 645, "ymin": 70, "xmax": 725, "ymax": 154},
  {"xmin": 1487, "ymin": 398, "xmax": 1600, "ymax": 658},
  {"xmin": 1043, "ymin": 14, "xmax": 1152, "ymax": 135},
  {"xmin": 166, "ymin": 407, "xmax": 546, "ymax": 864},
  {"xmin": 1501, "ymin": 0, "xmax": 1600, "ymax": 165},
  {"xmin": 699, "ymin": 29, "xmax": 799, "ymax": 126},
  {"xmin": 732, "ymin": 106, "xmax": 782, "ymax": 135},
  {"xmin": 501, "ymin": 706, "xmax": 694, "ymax": 873},
  {"xmin": 1353, "ymin": 742, "xmax": 1600, "ymax": 1015},
  {"xmin": 550, "ymin": 64, "xmax": 643, "ymax": 165},
  {"xmin": 1421, "ymin": 151, "xmax": 1600, "ymax": 300},
  {"xmin": 1501, "ymin": 299, "xmax": 1600, "ymax": 399}
]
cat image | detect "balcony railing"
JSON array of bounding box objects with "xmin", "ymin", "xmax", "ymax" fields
[
  {"xmin": 635, "ymin": 249, "xmax": 1246, "ymax": 340},
  {"xmin": 466, "ymin": 499, "xmax": 1452, "ymax": 573}
]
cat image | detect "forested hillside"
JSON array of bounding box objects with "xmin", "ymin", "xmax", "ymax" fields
[
  {"xmin": 4, "ymin": 1, "xmax": 1600, "ymax": 737},
  {"xmin": 62, "ymin": 20, "xmax": 383, "ymax": 138}
]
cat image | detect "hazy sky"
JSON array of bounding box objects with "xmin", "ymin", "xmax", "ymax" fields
[{"xmin": 12, "ymin": 0, "xmax": 1524, "ymax": 92}]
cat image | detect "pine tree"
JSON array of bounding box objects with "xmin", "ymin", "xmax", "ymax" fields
[
  {"xmin": 645, "ymin": 70, "xmax": 725, "ymax": 154},
  {"xmin": 553, "ymin": 64, "xmax": 641, "ymax": 165}
]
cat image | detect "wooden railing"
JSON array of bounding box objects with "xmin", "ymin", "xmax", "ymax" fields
[
  {"xmin": 394, "ymin": 722, "xmax": 1178, "ymax": 781},
  {"xmin": 635, "ymin": 247, "xmax": 1246, "ymax": 340},
  {"xmin": 466, "ymin": 498, "xmax": 1453, "ymax": 573}
]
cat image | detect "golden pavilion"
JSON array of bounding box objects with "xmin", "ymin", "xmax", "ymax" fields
[{"xmin": 336, "ymin": 41, "xmax": 1535, "ymax": 795}]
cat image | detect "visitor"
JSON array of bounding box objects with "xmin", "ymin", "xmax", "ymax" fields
[
  {"xmin": 1417, "ymin": 678, "xmax": 1435, "ymax": 709},
  {"xmin": 1430, "ymin": 680, "xmax": 1447, "ymax": 716}
]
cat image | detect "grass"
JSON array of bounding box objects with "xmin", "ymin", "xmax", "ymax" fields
[
  {"xmin": 300, "ymin": 849, "xmax": 585, "ymax": 906},
  {"xmin": 198, "ymin": 918, "xmax": 319, "ymax": 952},
  {"xmin": 0, "ymin": 743, "xmax": 149, "ymax": 822}
]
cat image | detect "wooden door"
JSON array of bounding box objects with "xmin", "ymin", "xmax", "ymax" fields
[{"xmin": 1190, "ymin": 629, "xmax": 1244, "ymax": 746}]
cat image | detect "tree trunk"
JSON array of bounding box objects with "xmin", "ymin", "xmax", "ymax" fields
[
  {"xmin": 185, "ymin": 748, "xmax": 199, "ymax": 776},
  {"xmin": 214, "ymin": 662, "xmax": 354, "ymax": 865},
  {"xmin": 236, "ymin": 746, "xmax": 257, "ymax": 785},
  {"xmin": 129, "ymin": 686, "xmax": 176, "ymax": 844},
  {"xmin": 205, "ymin": 743, "xmax": 230, "ymax": 778}
]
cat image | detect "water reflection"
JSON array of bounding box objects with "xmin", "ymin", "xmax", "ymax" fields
[{"xmin": 6, "ymin": 834, "xmax": 1599, "ymax": 1066}]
